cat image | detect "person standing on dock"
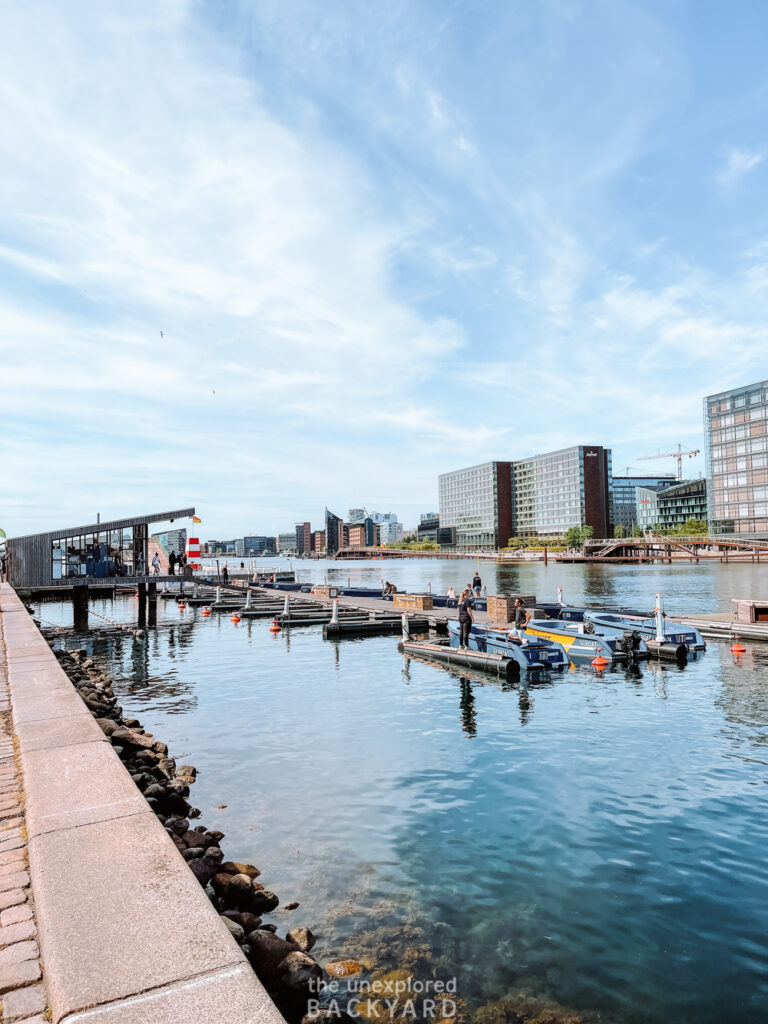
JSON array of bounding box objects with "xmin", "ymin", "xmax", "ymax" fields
[
  {"xmin": 511, "ymin": 598, "xmax": 530, "ymax": 639},
  {"xmin": 222, "ymin": 565, "xmax": 229, "ymax": 583},
  {"xmin": 168, "ymin": 550, "xmax": 177, "ymax": 576},
  {"xmin": 472, "ymin": 571, "xmax": 482, "ymax": 597},
  {"xmin": 151, "ymin": 552, "xmax": 161, "ymax": 575},
  {"xmin": 458, "ymin": 587, "xmax": 474, "ymax": 648}
]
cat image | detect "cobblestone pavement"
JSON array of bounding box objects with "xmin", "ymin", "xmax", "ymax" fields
[{"xmin": 0, "ymin": 623, "xmax": 47, "ymax": 1024}]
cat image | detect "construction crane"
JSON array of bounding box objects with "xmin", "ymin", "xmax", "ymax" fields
[{"xmin": 639, "ymin": 444, "xmax": 700, "ymax": 481}]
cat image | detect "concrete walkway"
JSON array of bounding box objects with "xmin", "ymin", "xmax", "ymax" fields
[{"xmin": 0, "ymin": 584, "xmax": 287, "ymax": 1024}]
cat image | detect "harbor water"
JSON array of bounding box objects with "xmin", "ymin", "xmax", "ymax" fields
[{"xmin": 36, "ymin": 560, "xmax": 768, "ymax": 1024}]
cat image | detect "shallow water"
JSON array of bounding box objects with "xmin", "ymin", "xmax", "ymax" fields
[{"xmin": 36, "ymin": 560, "xmax": 768, "ymax": 1024}]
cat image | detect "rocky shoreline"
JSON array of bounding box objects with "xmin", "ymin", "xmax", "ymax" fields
[{"xmin": 49, "ymin": 642, "xmax": 331, "ymax": 1024}]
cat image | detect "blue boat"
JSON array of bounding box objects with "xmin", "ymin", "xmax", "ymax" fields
[
  {"xmin": 584, "ymin": 595, "xmax": 705, "ymax": 654},
  {"xmin": 448, "ymin": 621, "xmax": 568, "ymax": 672},
  {"xmin": 523, "ymin": 619, "xmax": 649, "ymax": 664}
]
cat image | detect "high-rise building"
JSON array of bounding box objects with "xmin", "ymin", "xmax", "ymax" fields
[
  {"xmin": 380, "ymin": 521, "xmax": 404, "ymax": 545},
  {"xmin": 277, "ymin": 533, "xmax": 297, "ymax": 553},
  {"xmin": 612, "ymin": 476, "xmax": 675, "ymax": 530},
  {"xmin": 510, "ymin": 446, "xmax": 613, "ymax": 538},
  {"xmin": 151, "ymin": 528, "xmax": 187, "ymax": 557},
  {"xmin": 313, "ymin": 531, "xmax": 326, "ymax": 554},
  {"xmin": 655, "ymin": 479, "xmax": 707, "ymax": 531},
  {"xmin": 416, "ymin": 516, "xmax": 439, "ymax": 542},
  {"xmin": 325, "ymin": 510, "xmax": 343, "ymax": 555},
  {"xmin": 705, "ymin": 379, "xmax": 768, "ymax": 536},
  {"xmin": 348, "ymin": 508, "xmax": 366, "ymax": 524},
  {"xmin": 438, "ymin": 462, "xmax": 513, "ymax": 551},
  {"xmin": 440, "ymin": 447, "xmax": 614, "ymax": 549},
  {"xmin": 295, "ymin": 522, "xmax": 312, "ymax": 554}
]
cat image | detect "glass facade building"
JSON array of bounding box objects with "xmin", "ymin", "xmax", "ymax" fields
[
  {"xmin": 511, "ymin": 446, "xmax": 613, "ymax": 538},
  {"xmin": 705, "ymin": 379, "xmax": 768, "ymax": 536},
  {"xmin": 438, "ymin": 462, "xmax": 513, "ymax": 551},
  {"xmin": 612, "ymin": 476, "xmax": 675, "ymax": 530}
]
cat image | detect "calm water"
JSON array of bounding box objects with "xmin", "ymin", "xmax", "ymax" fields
[{"xmin": 37, "ymin": 560, "xmax": 768, "ymax": 1024}]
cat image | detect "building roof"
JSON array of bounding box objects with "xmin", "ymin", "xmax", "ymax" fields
[{"xmin": 11, "ymin": 508, "xmax": 196, "ymax": 542}]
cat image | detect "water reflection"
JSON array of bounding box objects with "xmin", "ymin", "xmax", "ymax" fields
[{"xmin": 459, "ymin": 679, "xmax": 477, "ymax": 737}]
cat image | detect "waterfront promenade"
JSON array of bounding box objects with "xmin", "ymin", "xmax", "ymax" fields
[{"xmin": 0, "ymin": 583, "xmax": 287, "ymax": 1024}]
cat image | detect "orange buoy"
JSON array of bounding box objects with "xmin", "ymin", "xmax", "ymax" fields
[
  {"xmin": 592, "ymin": 654, "xmax": 609, "ymax": 668},
  {"xmin": 230, "ymin": 613, "xmax": 241, "ymax": 624},
  {"xmin": 269, "ymin": 619, "xmax": 282, "ymax": 633},
  {"xmin": 201, "ymin": 607, "xmax": 211, "ymax": 617},
  {"xmin": 730, "ymin": 641, "xmax": 746, "ymax": 655},
  {"xmin": 178, "ymin": 602, "xmax": 186, "ymax": 611}
]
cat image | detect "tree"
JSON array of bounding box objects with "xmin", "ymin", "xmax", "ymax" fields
[
  {"xmin": 631, "ymin": 525, "xmax": 643, "ymax": 537},
  {"xmin": 564, "ymin": 526, "xmax": 582, "ymax": 549},
  {"xmin": 581, "ymin": 525, "xmax": 594, "ymax": 541},
  {"xmin": 614, "ymin": 524, "xmax": 626, "ymax": 538}
]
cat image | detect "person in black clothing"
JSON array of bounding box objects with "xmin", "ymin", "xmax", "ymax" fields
[
  {"xmin": 222, "ymin": 565, "xmax": 229, "ymax": 583},
  {"xmin": 511, "ymin": 597, "xmax": 530, "ymax": 639},
  {"xmin": 168, "ymin": 550, "xmax": 177, "ymax": 576},
  {"xmin": 458, "ymin": 587, "xmax": 474, "ymax": 648},
  {"xmin": 472, "ymin": 571, "xmax": 482, "ymax": 596}
]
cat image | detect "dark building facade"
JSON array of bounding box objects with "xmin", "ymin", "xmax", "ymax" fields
[{"xmin": 325, "ymin": 510, "xmax": 343, "ymax": 555}]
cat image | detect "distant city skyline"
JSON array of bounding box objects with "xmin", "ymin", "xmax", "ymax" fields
[{"xmin": 2, "ymin": 1, "xmax": 767, "ymax": 538}]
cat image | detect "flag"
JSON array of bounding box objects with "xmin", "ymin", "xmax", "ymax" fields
[{"xmin": 192, "ymin": 516, "xmax": 201, "ymax": 524}]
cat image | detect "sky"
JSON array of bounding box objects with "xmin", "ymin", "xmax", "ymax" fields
[{"xmin": 2, "ymin": 0, "xmax": 768, "ymax": 538}]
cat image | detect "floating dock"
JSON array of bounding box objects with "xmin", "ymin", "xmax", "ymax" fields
[{"xmin": 324, "ymin": 617, "xmax": 429, "ymax": 638}]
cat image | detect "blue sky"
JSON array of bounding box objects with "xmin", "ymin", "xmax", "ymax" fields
[{"xmin": 2, "ymin": 0, "xmax": 768, "ymax": 538}]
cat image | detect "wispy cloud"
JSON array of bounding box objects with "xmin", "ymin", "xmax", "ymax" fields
[{"xmin": 717, "ymin": 146, "xmax": 766, "ymax": 188}]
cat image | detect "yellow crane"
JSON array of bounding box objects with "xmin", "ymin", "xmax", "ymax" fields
[{"xmin": 638, "ymin": 444, "xmax": 700, "ymax": 482}]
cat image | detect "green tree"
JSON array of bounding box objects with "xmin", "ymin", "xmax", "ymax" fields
[
  {"xmin": 580, "ymin": 525, "xmax": 594, "ymax": 542},
  {"xmin": 631, "ymin": 525, "xmax": 644, "ymax": 538},
  {"xmin": 614, "ymin": 524, "xmax": 626, "ymax": 538},
  {"xmin": 564, "ymin": 526, "xmax": 582, "ymax": 549}
]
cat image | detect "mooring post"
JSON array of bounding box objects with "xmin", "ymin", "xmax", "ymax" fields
[
  {"xmin": 148, "ymin": 580, "xmax": 157, "ymax": 629},
  {"xmin": 216, "ymin": 586, "xmax": 222, "ymax": 605},
  {"xmin": 193, "ymin": 582, "xmax": 199, "ymax": 599},
  {"xmin": 427, "ymin": 580, "xmax": 431, "ymax": 594},
  {"xmin": 245, "ymin": 588, "xmax": 252, "ymax": 610},
  {"xmin": 655, "ymin": 593, "xmax": 665, "ymax": 642},
  {"xmin": 347, "ymin": 576, "xmax": 351, "ymax": 587},
  {"xmin": 323, "ymin": 573, "xmax": 327, "ymax": 585},
  {"xmin": 162, "ymin": 579, "xmax": 168, "ymax": 595},
  {"xmin": 137, "ymin": 581, "xmax": 147, "ymax": 628},
  {"xmin": 179, "ymin": 579, "xmax": 185, "ymax": 599},
  {"xmin": 73, "ymin": 584, "xmax": 89, "ymax": 631},
  {"xmin": 331, "ymin": 599, "xmax": 339, "ymax": 625},
  {"xmin": 283, "ymin": 594, "xmax": 290, "ymax": 619},
  {"xmin": 558, "ymin": 586, "xmax": 564, "ymax": 606},
  {"xmin": 544, "ymin": 545, "xmax": 548, "ymax": 565},
  {"xmin": 401, "ymin": 613, "xmax": 410, "ymax": 642}
]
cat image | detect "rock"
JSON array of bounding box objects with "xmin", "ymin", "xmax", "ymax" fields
[
  {"xmin": 152, "ymin": 740, "xmax": 168, "ymax": 755},
  {"xmin": 178, "ymin": 764, "xmax": 197, "ymax": 779},
  {"xmin": 143, "ymin": 784, "xmax": 167, "ymax": 800},
  {"xmin": 95, "ymin": 718, "xmax": 118, "ymax": 736},
  {"xmin": 188, "ymin": 806, "xmax": 202, "ymax": 819},
  {"xmin": 239, "ymin": 912, "xmax": 263, "ymax": 933},
  {"xmin": 259, "ymin": 923, "xmax": 278, "ymax": 933},
  {"xmin": 182, "ymin": 847, "xmax": 205, "ymax": 861},
  {"xmin": 221, "ymin": 916, "xmax": 245, "ymax": 943},
  {"xmin": 246, "ymin": 931, "xmax": 297, "ymax": 981},
  {"xmin": 283, "ymin": 901, "xmax": 299, "ymax": 911},
  {"xmin": 273, "ymin": 951, "xmax": 323, "ymax": 992},
  {"xmin": 250, "ymin": 889, "xmax": 279, "ymax": 914},
  {"xmin": 182, "ymin": 830, "xmax": 203, "ymax": 848},
  {"xmin": 171, "ymin": 819, "xmax": 190, "ymax": 835},
  {"xmin": 186, "ymin": 858, "xmax": 215, "ymax": 885},
  {"xmin": 324, "ymin": 961, "xmax": 363, "ymax": 978},
  {"xmin": 207, "ymin": 829, "xmax": 225, "ymax": 843},
  {"xmin": 211, "ymin": 873, "xmax": 233, "ymax": 897},
  {"xmin": 202, "ymin": 847, "xmax": 224, "ymax": 866},
  {"xmin": 221, "ymin": 861, "xmax": 260, "ymax": 879},
  {"xmin": 110, "ymin": 727, "xmax": 156, "ymax": 751},
  {"xmin": 287, "ymin": 926, "xmax": 316, "ymax": 953},
  {"xmin": 123, "ymin": 718, "xmax": 142, "ymax": 728},
  {"xmin": 228, "ymin": 874, "xmax": 253, "ymax": 899}
]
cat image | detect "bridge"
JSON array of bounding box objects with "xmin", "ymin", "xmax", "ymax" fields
[{"xmin": 569, "ymin": 534, "xmax": 768, "ymax": 562}]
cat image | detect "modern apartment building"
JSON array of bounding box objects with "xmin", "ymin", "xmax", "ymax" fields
[
  {"xmin": 150, "ymin": 528, "xmax": 187, "ymax": 557},
  {"xmin": 295, "ymin": 522, "xmax": 312, "ymax": 554},
  {"xmin": 637, "ymin": 480, "xmax": 707, "ymax": 532},
  {"xmin": 510, "ymin": 445, "xmax": 613, "ymax": 539},
  {"xmin": 705, "ymin": 379, "xmax": 768, "ymax": 536},
  {"xmin": 439, "ymin": 447, "xmax": 614, "ymax": 549},
  {"xmin": 277, "ymin": 532, "xmax": 297, "ymax": 553},
  {"xmin": 379, "ymin": 521, "xmax": 403, "ymax": 545},
  {"xmin": 612, "ymin": 475, "xmax": 675, "ymax": 530},
  {"xmin": 313, "ymin": 531, "xmax": 326, "ymax": 554},
  {"xmin": 243, "ymin": 536, "xmax": 277, "ymax": 555},
  {"xmin": 438, "ymin": 462, "xmax": 513, "ymax": 551}
]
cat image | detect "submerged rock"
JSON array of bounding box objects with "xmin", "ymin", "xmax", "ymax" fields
[{"xmin": 221, "ymin": 861, "xmax": 260, "ymax": 878}]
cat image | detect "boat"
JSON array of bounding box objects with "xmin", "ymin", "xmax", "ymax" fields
[
  {"xmin": 447, "ymin": 621, "xmax": 568, "ymax": 672},
  {"xmin": 584, "ymin": 594, "xmax": 705, "ymax": 656},
  {"xmin": 523, "ymin": 619, "xmax": 648, "ymax": 664}
]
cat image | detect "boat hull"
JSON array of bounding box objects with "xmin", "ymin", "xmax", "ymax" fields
[{"xmin": 524, "ymin": 621, "xmax": 649, "ymax": 663}]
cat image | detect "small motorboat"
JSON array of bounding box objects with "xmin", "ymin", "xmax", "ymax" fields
[
  {"xmin": 447, "ymin": 621, "xmax": 568, "ymax": 671},
  {"xmin": 584, "ymin": 594, "xmax": 704, "ymax": 658},
  {"xmin": 523, "ymin": 619, "xmax": 648, "ymax": 664}
]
